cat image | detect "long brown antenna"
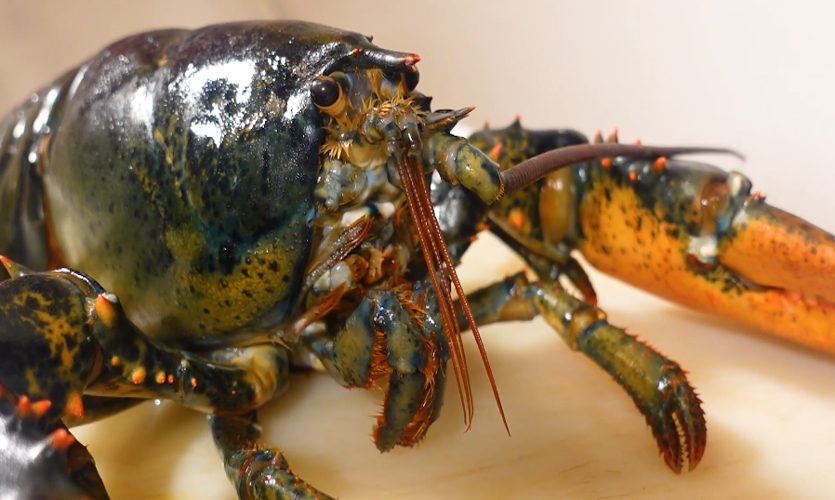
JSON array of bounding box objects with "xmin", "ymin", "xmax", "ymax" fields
[
  {"xmin": 397, "ymin": 156, "xmax": 509, "ymax": 434},
  {"xmin": 499, "ymin": 144, "xmax": 743, "ymax": 195}
]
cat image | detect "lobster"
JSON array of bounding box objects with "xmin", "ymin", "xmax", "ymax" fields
[{"xmin": 0, "ymin": 19, "xmax": 829, "ymax": 499}]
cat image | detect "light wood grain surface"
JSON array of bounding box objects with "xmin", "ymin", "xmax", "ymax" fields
[{"xmin": 2, "ymin": 2, "xmax": 835, "ymax": 499}]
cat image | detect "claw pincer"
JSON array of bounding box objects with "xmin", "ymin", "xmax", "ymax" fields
[
  {"xmin": 572, "ymin": 138, "xmax": 835, "ymax": 354},
  {"xmin": 531, "ymin": 282, "xmax": 706, "ymax": 472}
]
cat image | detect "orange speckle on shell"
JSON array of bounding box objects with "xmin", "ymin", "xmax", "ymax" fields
[
  {"xmin": 131, "ymin": 367, "xmax": 146, "ymax": 384},
  {"xmin": 49, "ymin": 428, "xmax": 76, "ymax": 451},
  {"xmin": 508, "ymin": 209, "xmax": 525, "ymax": 230},
  {"xmin": 65, "ymin": 392, "xmax": 84, "ymax": 418},
  {"xmin": 489, "ymin": 142, "xmax": 503, "ymax": 162},
  {"xmin": 94, "ymin": 294, "xmax": 118, "ymax": 328},
  {"xmin": 31, "ymin": 399, "xmax": 52, "ymax": 418},
  {"xmin": 16, "ymin": 396, "xmax": 31, "ymax": 415},
  {"xmin": 653, "ymin": 157, "xmax": 667, "ymax": 171}
]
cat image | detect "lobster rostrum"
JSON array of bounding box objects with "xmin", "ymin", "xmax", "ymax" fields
[{"xmin": 0, "ymin": 19, "xmax": 815, "ymax": 499}]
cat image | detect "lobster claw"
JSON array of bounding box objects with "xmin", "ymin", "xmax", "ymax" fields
[
  {"xmin": 714, "ymin": 196, "xmax": 835, "ymax": 353},
  {"xmin": 576, "ymin": 156, "xmax": 835, "ymax": 355}
]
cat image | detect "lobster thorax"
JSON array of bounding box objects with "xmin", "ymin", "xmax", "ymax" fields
[{"xmin": 34, "ymin": 21, "xmax": 420, "ymax": 347}]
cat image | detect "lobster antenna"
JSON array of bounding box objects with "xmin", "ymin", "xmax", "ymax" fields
[
  {"xmin": 398, "ymin": 155, "xmax": 510, "ymax": 435},
  {"xmin": 498, "ymin": 144, "xmax": 744, "ymax": 196}
]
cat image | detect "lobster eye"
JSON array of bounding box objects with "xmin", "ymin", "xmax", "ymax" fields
[
  {"xmin": 311, "ymin": 77, "xmax": 341, "ymax": 108},
  {"xmin": 404, "ymin": 68, "xmax": 420, "ymax": 92}
]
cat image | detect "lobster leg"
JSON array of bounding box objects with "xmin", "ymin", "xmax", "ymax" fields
[
  {"xmin": 0, "ymin": 259, "xmax": 344, "ymax": 499},
  {"xmin": 0, "ymin": 259, "xmax": 291, "ymax": 417},
  {"xmin": 456, "ymin": 272, "xmax": 706, "ymax": 473},
  {"xmin": 211, "ymin": 273, "xmax": 448, "ymax": 500},
  {"xmin": 62, "ymin": 396, "xmax": 143, "ymax": 427},
  {"xmin": 209, "ymin": 411, "xmax": 336, "ymax": 500}
]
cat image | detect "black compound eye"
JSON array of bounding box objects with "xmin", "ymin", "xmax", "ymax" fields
[
  {"xmin": 311, "ymin": 77, "xmax": 341, "ymax": 108},
  {"xmin": 404, "ymin": 69, "xmax": 420, "ymax": 92}
]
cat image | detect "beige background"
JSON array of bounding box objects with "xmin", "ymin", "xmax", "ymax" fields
[{"xmin": 2, "ymin": 1, "xmax": 835, "ymax": 499}]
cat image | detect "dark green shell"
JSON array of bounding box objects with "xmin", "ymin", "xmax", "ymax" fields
[{"xmin": 0, "ymin": 21, "xmax": 418, "ymax": 347}]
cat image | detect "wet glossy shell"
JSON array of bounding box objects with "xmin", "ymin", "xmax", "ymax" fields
[{"xmin": 0, "ymin": 21, "xmax": 416, "ymax": 346}]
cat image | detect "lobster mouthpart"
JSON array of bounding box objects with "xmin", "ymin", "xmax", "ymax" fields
[{"xmin": 368, "ymin": 280, "xmax": 449, "ymax": 451}]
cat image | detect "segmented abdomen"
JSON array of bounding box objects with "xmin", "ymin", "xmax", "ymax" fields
[{"xmin": 0, "ymin": 69, "xmax": 77, "ymax": 270}]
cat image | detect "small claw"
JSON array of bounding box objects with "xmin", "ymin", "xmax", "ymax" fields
[
  {"xmin": 532, "ymin": 287, "xmax": 707, "ymax": 473},
  {"xmin": 562, "ymin": 256, "xmax": 598, "ymax": 305},
  {"xmin": 644, "ymin": 370, "xmax": 706, "ymax": 472}
]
